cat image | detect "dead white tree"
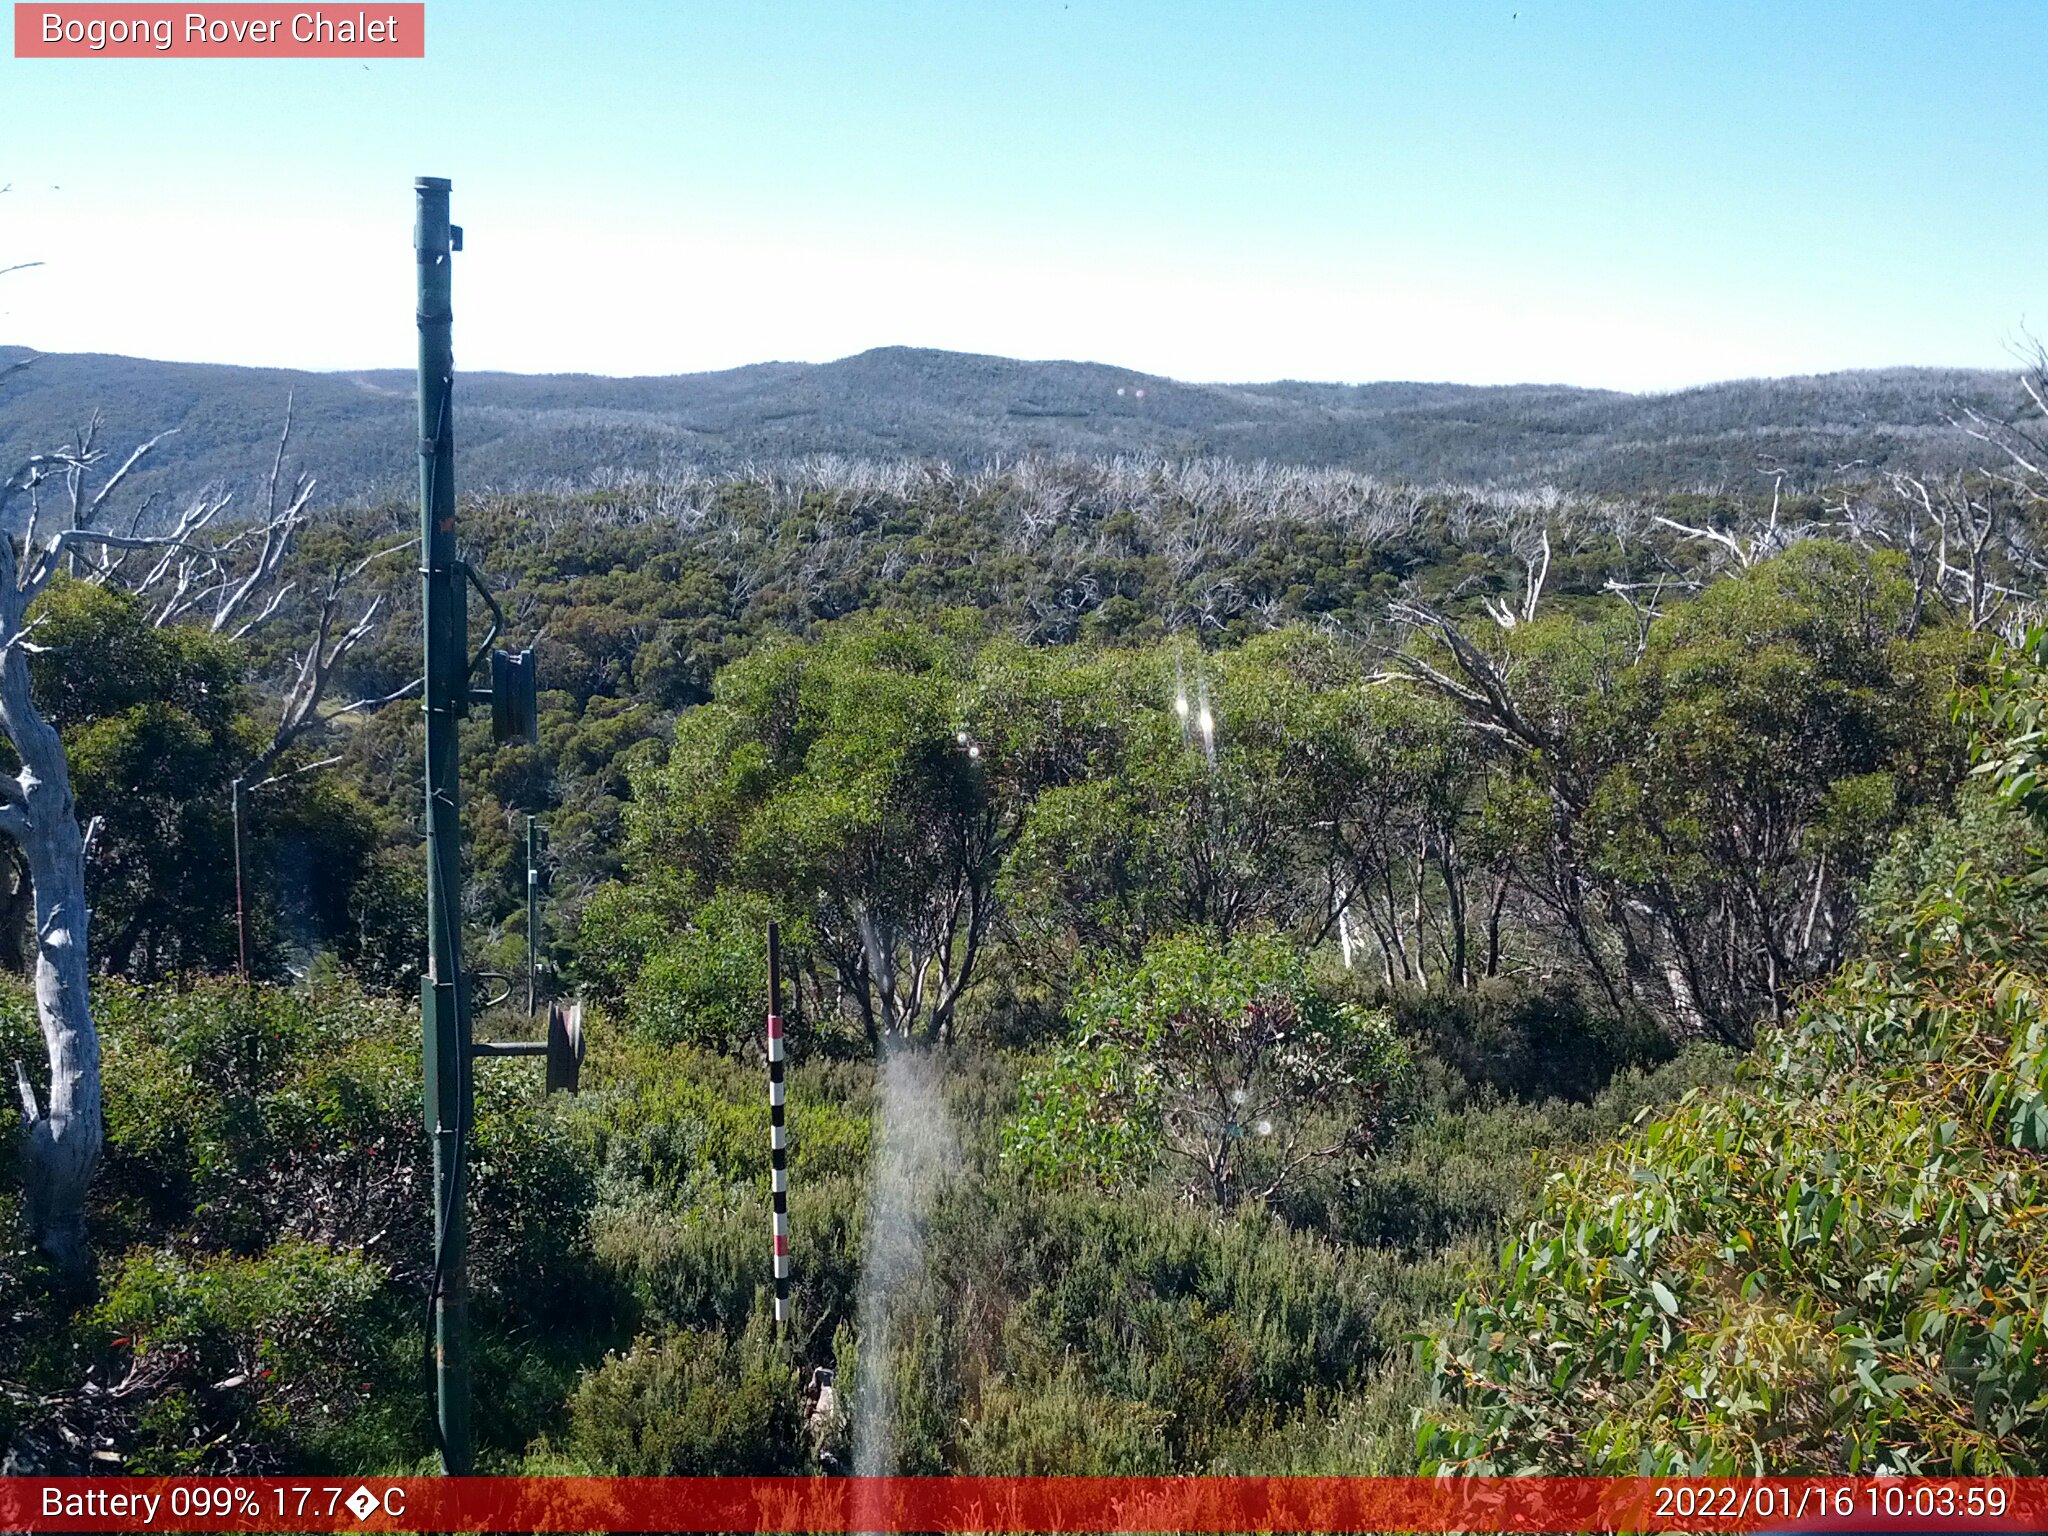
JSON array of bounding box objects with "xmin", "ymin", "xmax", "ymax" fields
[
  {"xmin": 1939, "ymin": 358, "xmax": 2048, "ymax": 632},
  {"xmin": 1482, "ymin": 526, "xmax": 1551, "ymax": 630},
  {"xmin": 0, "ymin": 439, "xmax": 176, "ymax": 1274},
  {"xmin": 1884, "ymin": 470, "xmax": 2030, "ymax": 633},
  {"xmin": 93, "ymin": 395, "xmax": 416, "ymax": 775},
  {"xmin": 1821, "ymin": 385, "xmax": 2048, "ymax": 636},
  {"xmin": 0, "ymin": 392, "xmax": 402, "ymax": 1272},
  {"xmin": 1600, "ymin": 574, "xmax": 1687, "ymax": 660},
  {"xmin": 1652, "ymin": 464, "xmax": 1812, "ymax": 573},
  {"xmin": 1374, "ymin": 599, "xmax": 1556, "ymax": 757}
]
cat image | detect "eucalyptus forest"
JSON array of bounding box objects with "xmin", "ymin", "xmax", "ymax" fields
[{"xmin": 5, "ymin": 362, "xmax": 2048, "ymax": 1478}]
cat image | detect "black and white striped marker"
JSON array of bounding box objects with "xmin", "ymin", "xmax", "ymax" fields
[{"xmin": 768, "ymin": 920, "xmax": 790, "ymax": 1332}]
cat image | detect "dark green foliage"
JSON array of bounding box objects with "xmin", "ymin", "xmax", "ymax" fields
[
  {"xmin": 591, "ymin": 548, "xmax": 1973, "ymax": 1067},
  {"xmin": 562, "ymin": 1030, "xmax": 1625, "ymax": 1478},
  {"xmin": 1006, "ymin": 932, "xmax": 1412, "ymax": 1208},
  {"xmin": 2, "ymin": 978, "xmax": 609, "ymax": 1472},
  {"xmin": 588, "ymin": 1041, "xmax": 873, "ymax": 1199},
  {"xmin": 611, "ymin": 618, "xmax": 1105, "ymax": 1047},
  {"xmin": 569, "ymin": 1318, "xmax": 803, "ymax": 1475},
  {"xmin": 1273, "ymin": 1046, "xmax": 1737, "ymax": 1255},
  {"xmin": 29, "ymin": 581, "xmax": 247, "ymax": 976},
  {"xmin": 583, "ymin": 1039, "xmax": 872, "ymax": 1348},
  {"xmin": 89, "ymin": 977, "xmax": 606, "ymax": 1313},
  {"xmin": 960, "ymin": 1365, "xmax": 1171, "ymax": 1473},
  {"xmin": 1395, "ymin": 542, "xmax": 1981, "ymax": 1043},
  {"xmin": 1000, "ymin": 635, "xmax": 1368, "ymax": 970},
  {"xmin": 2, "ymin": 424, "xmax": 2019, "ymax": 1480},
  {"xmin": 1419, "ymin": 632, "xmax": 2048, "ymax": 1473},
  {"xmin": 7, "ymin": 580, "xmax": 392, "ymax": 983},
  {"xmin": 92, "ymin": 980, "xmax": 428, "ymax": 1259},
  {"xmin": 616, "ymin": 890, "xmax": 797, "ymax": 1054},
  {"xmin": 91, "ymin": 1239, "xmax": 402, "ymax": 1473},
  {"xmin": 0, "ymin": 966, "xmax": 1730, "ymax": 1475},
  {"xmin": 1382, "ymin": 978, "xmax": 1672, "ymax": 1106},
  {"xmin": 955, "ymin": 1187, "xmax": 1383, "ymax": 1464}
]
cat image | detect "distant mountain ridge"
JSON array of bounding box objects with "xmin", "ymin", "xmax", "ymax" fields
[{"xmin": 0, "ymin": 343, "xmax": 2021, "ymax": 509}]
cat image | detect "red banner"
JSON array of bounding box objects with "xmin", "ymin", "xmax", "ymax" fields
[
  {"xmin": 4, "ymin": 1477, "xmax": 2045, "ymax": 1532},
  {"xmin": 13, "ymin": 4, "xmax": 424, "ymax": 58}
]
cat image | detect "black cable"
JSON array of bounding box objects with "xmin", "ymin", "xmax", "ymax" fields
[{"xmin": 421, "ymin": 856, "xmax": 470, "ymax": 1469}]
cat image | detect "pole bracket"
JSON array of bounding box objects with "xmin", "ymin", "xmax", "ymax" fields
[{"xmin": 472, "ymin": 1004, "xmax": 582, "ymax": 1092}]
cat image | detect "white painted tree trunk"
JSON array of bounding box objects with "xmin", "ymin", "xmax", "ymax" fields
[{"xmin": 0, "ymin": 611, "xmax": 99, "ymax": 1277}]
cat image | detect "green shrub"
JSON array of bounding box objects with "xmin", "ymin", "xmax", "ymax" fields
[
  {"xmin": 1385, "ymin": 977, "xmax": 1673, "ymax": 1105},
  {"xmin": 1422, "ymin": 946, "xmax": 2048, "ymax": 1471},
  {"xmin": 587, "ymin": 1040, "xmax": 871, "ymax": 1196},
  {"xmin": 69, "ymin": 978, "xmax": 612, "ymax": 1468},
  {"xmin": 1277, "ymin": 1045, "xmax": 1736, "ymax": 1253},
  {"xmin": 1005, "ymin": 932, "xmax": 1411, "ymax": 1208},
  {"xmin": 621, "ymin": 891, "xmax": 804, "ymax": 1054},
  {"xmin": 92, "ymin": 1238, "xmax": 402, "ymax": 1472},
  {"xmin": 568, "ymin": 1316, "xmax": 803, "ymax": 1474},
  {"xmin": 842, "ymin": 1178, "xmax": 1398, "ymax": 1472},
  {"xmin": 594, "ymin": 1174, "xmax": 861, "ymax": 1345},
  {"xmin": 960, "ymin": 1365, "xmax": 1171, "ymax": 1473},
  {"xmin": 94, "ymin": 980, "xmax": 428, "ymax": 1261}
]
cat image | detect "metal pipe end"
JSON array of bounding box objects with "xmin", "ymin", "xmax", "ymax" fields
[{"xmin": 415, "ymin": 176, "xmax": 452, "ymax": 191}]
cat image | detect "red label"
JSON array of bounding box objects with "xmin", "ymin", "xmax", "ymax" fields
[
  {"xmin": 3, "ymin": 1476, "xmax": 2042, "ymax": 1532},
  {"xmin": 15, "ymin": 4, "xmax": 424, "ymax": 56}
]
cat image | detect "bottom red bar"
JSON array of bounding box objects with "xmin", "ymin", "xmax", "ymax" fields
[{"xmin": 8, "ymin": 1476, "xmax": 2045, "ymax": 1533}]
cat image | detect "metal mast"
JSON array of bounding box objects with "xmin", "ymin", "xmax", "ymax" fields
[
  {"xmin": 415, "ymin": 174, "xmax": 471, "ymax": 1477},
  {"xmin": 412, "ymin": 173, "xmax": 572, "ymax": 1478}
]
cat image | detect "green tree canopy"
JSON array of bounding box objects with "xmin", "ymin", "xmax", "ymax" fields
[
  {"xmin": 19, "ymin": 580, "xmax": 384, "ymax": 981},
  {"xmin": 1006, "ymin": 931, "xmax": 1412, "ymax": 1209},
  {"xmin": 615, "ymin": 614, "xmax": 1103, "ymax": 1046}
]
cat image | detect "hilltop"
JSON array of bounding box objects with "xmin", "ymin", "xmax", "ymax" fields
[{"xmin": 0, "ymin": 344, "xmax": 2022, "ymax": 509}]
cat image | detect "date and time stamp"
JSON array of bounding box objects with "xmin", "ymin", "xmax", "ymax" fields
[{"xmin": 1649, "ymin": 1479, "xmax": 2016, "ymax": 1524}]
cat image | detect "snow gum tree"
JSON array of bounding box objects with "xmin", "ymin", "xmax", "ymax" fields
[{"xmin": 0, "ymin": 389, "xmax": 394, "ymax": 1275}]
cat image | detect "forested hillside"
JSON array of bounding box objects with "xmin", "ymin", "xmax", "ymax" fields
[
  {"xmin": 0, "ymin": 344, "xmax": 2018, "ymax": 510},
  {"xmin": 5, "ymin": 387, "xmax": 2048, "ymax": 1473}
]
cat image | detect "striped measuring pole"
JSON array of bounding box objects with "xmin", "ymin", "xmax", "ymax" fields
[{"xmin": 767, "ymin": 921, "xmax": 791, "ymax": 1332}]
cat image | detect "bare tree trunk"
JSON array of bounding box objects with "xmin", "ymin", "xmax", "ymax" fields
[
  {"xmin": 1484, "ymin": 872, "xmax": 1508, "ymax": 979},
  {"xmin": 1410, "ymin": 841, "xmax": 1430, "ymax": 992},
  {"xmin": 1362, "ymin": 908, "xmax": 1396, "ymax": 987},
  {"xmin": 3, "ymin": 641, "xmax": 98, "ymax": 1280},
  {"xmin": 1380, "ymin": 865, "xmax": 1411, "ymax": 982},
  {"xmin": 1440, "ymin": 833, "xmax": 1468, "ymax": 989}
]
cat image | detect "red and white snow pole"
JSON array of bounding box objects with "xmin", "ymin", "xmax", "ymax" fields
[{"xmin": 767, "ymin": 920, "xmax": 791, "ymax": 1332}]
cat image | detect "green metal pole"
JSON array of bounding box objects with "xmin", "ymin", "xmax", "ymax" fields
[
  {"xmin": 231, "ymin": 776, "xmax": 250, "ymax": 983},
  {"xmin": 416, "ymin": 175, "xmax": 471, "ymax": 1477}
]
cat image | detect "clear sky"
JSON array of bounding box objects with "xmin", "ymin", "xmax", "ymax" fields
[{"xmin": 3, "ymin": 1, "xmax": 2044, "ymax": 390}]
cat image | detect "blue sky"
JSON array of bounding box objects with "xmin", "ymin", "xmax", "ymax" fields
[{"xmin": 3, "ymin": 1, "xmax": 2044, "ymax": 388}]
